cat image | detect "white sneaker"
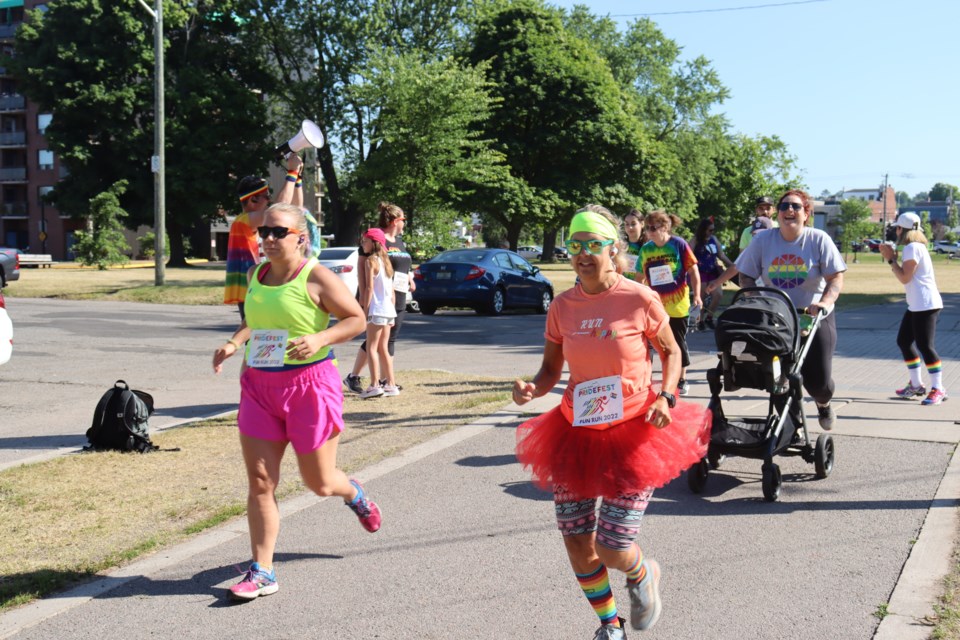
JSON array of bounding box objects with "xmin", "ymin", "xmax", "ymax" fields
[
  {"xmin": 360, "ymin": 385, "xmax": 384, "ymax": 399},
  {"xmin": 382, "ymin": 384, "xmax": 401, "ymax": 397}
]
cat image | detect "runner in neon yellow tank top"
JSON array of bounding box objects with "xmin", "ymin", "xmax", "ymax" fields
[{"xmin": 212, "ymin": 203, "xmax": 381, "ymax": 602}]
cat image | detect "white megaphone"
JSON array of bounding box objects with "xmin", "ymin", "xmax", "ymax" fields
[{"xmin": 275, "ymin": 119, "xmax": 324, "ymax": 161}]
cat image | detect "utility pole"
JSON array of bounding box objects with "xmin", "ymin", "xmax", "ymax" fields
[
  {"xmin": 881, "ymin": 173, "xmax": 889, "ymax": 230},
  {"xmin": 138, "ymin": 0, "xmax": 165, "ymax": 285}
]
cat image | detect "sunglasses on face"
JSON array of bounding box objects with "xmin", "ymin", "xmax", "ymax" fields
[
  {"xmin": 778, "ymin": 202, "xmax": 803, "ymax": 212},
  {"xmin": 257, "ymin": 226, "xmax": 300, "ymax": 240},
  {"xmin": 564, "ymin": 239, "xmax": 615, "ymax": 255},
  {"xmin": 645, "ymin": 225, "xmax": 663, "ymax": 233}
]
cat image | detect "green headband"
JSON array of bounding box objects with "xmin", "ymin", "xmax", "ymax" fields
[{"xmin": 569, "ymin": 211, "xmax": 619, "ymax": 240}]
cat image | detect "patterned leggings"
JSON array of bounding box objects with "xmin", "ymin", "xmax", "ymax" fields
[{"xmin": 554, "ymin": 487, "xmax": 654, "ymax": 551}]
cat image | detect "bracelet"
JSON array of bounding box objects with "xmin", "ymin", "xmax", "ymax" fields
[
  {"xmin": 285, "ymin": 174, "xmax": 297, "ymax": 183},
  {"xmin": 295, "ymin": 178, "xmax": 302, "ymax": 188},
  {"xmin": 226, "ymin": 339, "xmax": 241, "ymax": 349}
]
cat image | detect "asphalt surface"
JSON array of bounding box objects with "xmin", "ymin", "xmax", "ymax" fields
[{"xmin": 2, "ymin": 295, "xmax": 960, "ymax": 639}]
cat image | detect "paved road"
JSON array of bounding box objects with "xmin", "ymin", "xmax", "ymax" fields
[
  {"xmin": 2, "ymin": 295, "xmax": 960, "ymax": 639},
  {"xmin": 0, "ymin": 300, "xmax": 549, "ymax": 469}
]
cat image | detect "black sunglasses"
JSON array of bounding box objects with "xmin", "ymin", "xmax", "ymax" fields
[
  {"xmin": 777, "ymin": 202, "xmax": 803, "ymax": 212},
  {"xmin": 257, "ymin": 225, "xmax": 300, "ymax": 240}
]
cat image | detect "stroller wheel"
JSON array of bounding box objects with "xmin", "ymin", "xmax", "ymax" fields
[
  {"xmin": 762, "ymin": 462, "xmax": 782, "ymax": 502},
  {"xmin": 814, "ymin": 434, "xmax": 835, "ymax": 479},
  {"xmin": 687, "ymin": 459, "xmax": 709, "ymax": 494}
]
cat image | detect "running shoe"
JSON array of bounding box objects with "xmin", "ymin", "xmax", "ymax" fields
[
  {"xmin": 593, "ymin": 617, "xmax": 627, "ymax": 640},
  {"xmin": 346, "ymin": 478, "xmax": 382, "ymax": 532},
  {"xmin": 922, "ymin": 388, "xmax": 948, "ymax": 406},
  {"xmin": 359, "ymin": 385, "xmax": 383, "ymax": 399},
  {"xmin": 382, "ymin": 384, "xmax": 401, "ymax": 397},
  {"xmin": 677, "ymin": 379, "xmax": 689, "ymax": 396},
  {"xmin": 816, "ymin": 402, "xmax": 835, "ymax": 431},
  {"xmin": 379, "ymin": 379, "xmax": 403, "ymax": 391},
  {"xmin": 895, "ymin": 382, "xmax": 927, "ymax": 398},
  {"xmin": 627, "ymin": 560, "xmax": 661, "ymax": 631},
  {"xmin": 344, "ymin": 374, "xmax": 364, "ymax": 394},
  {"xmin": 229, "ymin": 562, "xmax": 278, "ymax": 601}
]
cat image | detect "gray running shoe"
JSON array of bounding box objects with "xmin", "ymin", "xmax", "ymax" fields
[
  {"xmin": 593, "ymin": 617, "xmax": 627, "ymax": 639},
  {"xmin": 627, "ymin": 560, "xmax": 661, "ymax": 631},
  {"xmin": 816, "ymin": 402, "xmax": 835, "ymax": 431},
  {"xmin": 677, "ymin": 379, "xmax": 689, "ymax": 396},
  {"xmin": 344, "ymin": 374, "xmax": 364, "ymax": 394}
]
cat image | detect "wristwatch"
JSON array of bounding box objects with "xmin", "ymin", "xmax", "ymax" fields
[{"xmin": 657, "ymin": 390, "xmax": 677, "ymax": 408}]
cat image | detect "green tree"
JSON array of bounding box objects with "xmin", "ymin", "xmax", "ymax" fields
[
  {"xmin": 248, "ymin": 0, "xmax": 472, "ymax": 245},
  {"xmin": 929, "ymin": 182, "xmax": 958, "ymax": 202},
  {"xmin": 349, "ymin": 51, "xmax": 505, "ymax": 232},
  {"xmin": 896, "ymin": 191, "xmax": 913, "ymax": 207},
  {"xmin": 73, "ymin": 182, "xmax": 132, "ymax": 270},
  {"xmin": 837, "ymin": 197, "xmax": 873, "ymax": 262},
  {"xmin": 463, "ymin": 0, "xmax": 652, "ymax": 253},
  {"xmin": 10, "ymin": 0, "xmax": 273, "ymax": 267}
]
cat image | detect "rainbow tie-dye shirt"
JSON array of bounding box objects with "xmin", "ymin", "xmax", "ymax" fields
[
  {"xmin": 734, "ymin": 227, "xmax": 846, "ymax": 309},
  {"xmin": 223, "ymin": 213, "xmax": 261, "ymax": 305},
  {"xmin": 639, "ymin": 236, "xmax": 698, "ymax": 318}
]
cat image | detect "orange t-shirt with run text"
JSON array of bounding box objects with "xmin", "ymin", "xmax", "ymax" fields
[{"xmin": 546, "ymin": 276, "xmax": 669, "ymax": 422}]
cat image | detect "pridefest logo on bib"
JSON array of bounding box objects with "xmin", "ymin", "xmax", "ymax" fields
[{"xmin": 767, "ymin": 254, "xmax": 807, "ymax": 289}]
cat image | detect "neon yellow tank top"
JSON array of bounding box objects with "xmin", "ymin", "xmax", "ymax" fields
[{"xmin": 244, "ymin": 257, "xmax": 331, "ymax": 365}]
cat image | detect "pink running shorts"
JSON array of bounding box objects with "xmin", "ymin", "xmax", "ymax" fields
[{"xmin": 238, "ymin": 358, "xmax": 344, "ymax": 454}]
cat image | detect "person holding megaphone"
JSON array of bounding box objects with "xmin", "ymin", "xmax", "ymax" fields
[{"xmin": 224, "ymin": 154, "xmax": 304, "ymax": 320}]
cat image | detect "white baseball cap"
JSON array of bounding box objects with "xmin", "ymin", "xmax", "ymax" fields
[{"xmin": 895, "ymin": 212, "xmax": 921, "ymax": 230}]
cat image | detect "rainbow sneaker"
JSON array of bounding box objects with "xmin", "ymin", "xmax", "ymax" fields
[
  {"xmin": 346, "ymin": 478, "xmax": 381, "ymax": 532},
  {"xmin": 921, "ymin": 388, "xmax": 948, "ymax": 406},
  {"xmin": 895, "ymin": 382, "xmax": 927, "ymax": 399},
  {"xmin": 229, "ymin": 562, "xmax": 278, "ymax": 601}
]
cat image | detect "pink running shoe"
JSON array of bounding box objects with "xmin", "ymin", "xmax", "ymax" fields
[
  {"xmin": 921, "ymin": 388, "xmax": 948, "ymax": 406},
  {"xmin": 229, "ymin": 562, "xmax": 278, "ymax": 601},
  {"xmin": 346, "ymin": 478, "xmax": 381, "ymax": 532},
  {"xmin": 895, "ymin": 382, "xmax": 926, "ymax": 398}
]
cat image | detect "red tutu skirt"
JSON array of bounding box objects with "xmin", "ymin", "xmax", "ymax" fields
[{"xmin": 516, "ymin": 394, "xmax": 711, "ymax": 499}]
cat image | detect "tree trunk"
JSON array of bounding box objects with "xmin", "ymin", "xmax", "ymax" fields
[
  {"xmin": 541, "ymin": 228, "xmax": 559, "ymax": 263},
  {"xmin": 165, "ymin": 221, "xmax": 188, "ymax": 268}
]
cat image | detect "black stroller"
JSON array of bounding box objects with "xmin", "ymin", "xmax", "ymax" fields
[{"xmin": 686, "ymin": 287, "xmax": 836, "ymax": 502}]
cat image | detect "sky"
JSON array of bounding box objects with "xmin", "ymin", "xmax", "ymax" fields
[{"xmin": 550, "ymin": 0, "xmax": 959, "ymax": 200}]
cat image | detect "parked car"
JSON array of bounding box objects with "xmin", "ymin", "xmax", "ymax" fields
[
  {"xmin": 538, "ymin": 246, "xmax": 570, "ymax": 260},
  {"xmin": 933, "ymin": 240, "xmax": 960, "ymax": 256},
  {"xmin": 0, "ymin": 290, "xmax": 11, "ymax": 365},
  {"xmin": 517, "ymin": 245, "xmax": 542, "ymax": 261},
  {"xmin": 412, "ymin": 248, "xmax": 553, "ymax": 316},
  {"xmin": 317, "ymin": 246, "xmax": 360, "ymax": 297},
  {"xmin": 864, "ymin": 239, "xmax": 883, "ymax": 253},
  {"xmin": 0, "ymin": 247, "xmax": 20, "ymax": 287}
]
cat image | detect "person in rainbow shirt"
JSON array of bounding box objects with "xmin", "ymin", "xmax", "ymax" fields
[
  {"xmin": 638, "ymin": 210, "xmax": 701, "ymax": 396},
  {"xmin": 224, "ymin": 154, "xmax": 304, "ymax": 319},
  {"xmin": 734, "ymin": 188, "xmax": 846, "ymax": 430}
]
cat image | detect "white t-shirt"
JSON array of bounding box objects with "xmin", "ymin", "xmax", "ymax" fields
[
  {"xmin": 901, "ymin": 242, "xmax": 943, "ymax": 312},
  {"xmin": 735, "ymin": 227, "xmax": 847, "ymax": 309}
]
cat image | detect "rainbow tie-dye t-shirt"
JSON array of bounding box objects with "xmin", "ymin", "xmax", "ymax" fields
[
  {"xmin": 223, "ymin": 213, "xmax": 261, "ymax": 305},
  {"xmin": 639, "ymin": 236, "xmax": 698, "ymax": 318},
  {"xmin": 734, "ymin": 227, "xmax": 846, "ymax": 309}
]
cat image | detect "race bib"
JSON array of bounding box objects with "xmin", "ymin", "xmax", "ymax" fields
[
  {"xmin": 247, "ymin": 330, "xmax": 289, "ymax": 368},
  {"xmin": 625, "ymin": 253, "xmax": 640, "ymax": 274},
  {"xmin": 648, "ymin": 264, "xmax": 673, "ymax": 287},
  {"xmin": 572, "ymin": 375, "xmax": 624, "ymax": 427},
  {"xmin": 393, "ymin": 271, "xmax": 410, "ymax": 293}
]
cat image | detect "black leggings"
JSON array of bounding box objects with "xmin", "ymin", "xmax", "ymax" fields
[
  {"xmin": 360, "ymin": 309, "xmax": 405, "ymax": 357},
  {"xmin": 896, "ymin": 309, "xmax": 940, "ymax": 365},
  {"xmin": 801, "ymin": 311, "xmax": 836, "ymax": 405}
]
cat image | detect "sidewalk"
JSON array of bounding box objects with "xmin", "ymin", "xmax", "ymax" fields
[{"xmin": 2, "ymin": 299, "xmax": 959, "ymax": 639}]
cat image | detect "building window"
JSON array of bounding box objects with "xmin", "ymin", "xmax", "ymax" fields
[
  {"xmin": 37, "ymin": 113, "xmax": 52, "ymax": 135},
  {"xmin": 38, "ymin": 149, "xmax": 54, "ymax": 170},
  {"xmin": 38, "ymin": 185, "xmax": 54, "ymax": 202}
]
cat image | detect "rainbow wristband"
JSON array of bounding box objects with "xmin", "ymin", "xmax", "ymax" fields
[
  {"xmin": 285, "ymin": 172, "xmax": 297, "ymax": 183},
  {"xmin": 295, "ymin": 178, "xmax": 302, "ymax": 188}
]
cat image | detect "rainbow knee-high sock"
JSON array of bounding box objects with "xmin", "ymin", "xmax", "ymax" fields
[
  {"xmin": 576, "ymin": 564, "xmax": 619, "ymax": 626},
  {"xmin": 927, "ymin": 360, "xmax": 943, "ymax": 390},
  {"xmin": 905, "ymin": 357, "xmax": 923, "ymax": 387},
  {"xmin": 625, "ymin": 545, "xmax": 647, "ymax": 585}
]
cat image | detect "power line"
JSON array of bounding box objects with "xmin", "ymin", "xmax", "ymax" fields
[{"xmin": 609, "ymin": 0, "xmax": 827, "ymax": 18}]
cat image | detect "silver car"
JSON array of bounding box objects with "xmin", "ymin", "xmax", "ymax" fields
[
  {"xmin": 0, "ymin": 248, "xmax": 20, "ymax": 287},
  {"xmin": 317, "ymin": 246, "xmax": 360, "ymax": 297}
]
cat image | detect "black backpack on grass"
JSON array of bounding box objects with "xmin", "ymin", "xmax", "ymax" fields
[{"xmin": 85, "ymin": 380, "xmax": 158, "ymax": 453}]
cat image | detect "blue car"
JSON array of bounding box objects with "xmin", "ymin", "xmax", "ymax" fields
[{"xmin": 413, "ymin": 248, "xmax": 553, "ymax": 315}]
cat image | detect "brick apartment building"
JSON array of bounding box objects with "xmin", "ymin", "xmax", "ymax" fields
[{"xmin": 0, "ymin": 1, "xmax": 82, "ymax": 259}]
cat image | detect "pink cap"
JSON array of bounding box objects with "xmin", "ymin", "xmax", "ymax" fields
[{"xmin": 363, "ymin": 227, "xmax": 387, "ymax": 247}]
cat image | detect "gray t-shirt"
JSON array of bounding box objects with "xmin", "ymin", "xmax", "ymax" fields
[{"xmin": 735, "ymin": 227, "xmax": 847, "ymax": 309}]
